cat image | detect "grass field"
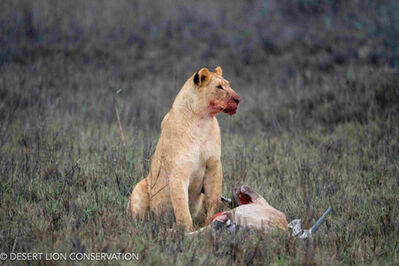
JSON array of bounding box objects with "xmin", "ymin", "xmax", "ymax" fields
[{"xmin": 1, "ymin": 0, "xmax": 398, "ymax": 264}]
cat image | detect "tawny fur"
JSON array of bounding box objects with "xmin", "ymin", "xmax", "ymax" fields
[
  {"xmin": 232, "ymin": 194, "xmax": 288, "ymax": 231},
  {"xmin": 232, "ymin": 186, "xmax": 288, "ymax": 231},
  {"xmin": 130, "ymin": 66, "xmax": 241, "ymax": 231}
]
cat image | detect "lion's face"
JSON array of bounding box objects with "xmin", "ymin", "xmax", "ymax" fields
[{"xmin": 193, "ymin": 66, "xmax": 241, "ymax": 116}]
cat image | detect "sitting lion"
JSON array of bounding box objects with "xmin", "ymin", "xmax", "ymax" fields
[{"xmin": 130, "ymin": 66, "xmax": 241, "ymax": 231}]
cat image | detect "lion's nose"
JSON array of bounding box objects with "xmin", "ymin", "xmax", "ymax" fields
[{"xmin": 233, "ymin": 95, "xmax": 240, "ymax": 104}]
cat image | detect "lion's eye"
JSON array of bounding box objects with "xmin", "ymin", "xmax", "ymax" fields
[{"xmin": 217, "ymin": 85, "xmax": 223, "ymax": 90}]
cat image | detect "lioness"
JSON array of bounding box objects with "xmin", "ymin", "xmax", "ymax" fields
[{"xmin": 130, "ymin": 66, "xmax": 240, "ymax": 231}]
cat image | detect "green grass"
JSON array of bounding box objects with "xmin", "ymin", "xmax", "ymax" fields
[
  {"xmin": 1, "ymin": 0, "xmax": 399, "ymax": 265},
  {"xmin": 1, "ymin": 116, "xmax": 398, "ymax": 264}
]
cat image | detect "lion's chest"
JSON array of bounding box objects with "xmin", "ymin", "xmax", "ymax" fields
[{"xmin": 188, "ymin": 134, "xmax": 219, "ymax": 191}]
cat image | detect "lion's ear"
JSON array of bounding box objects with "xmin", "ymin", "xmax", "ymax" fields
[
  {"xmin": 215, "ymin": 66, "xmax": 223, "ymax": 76},
  {"xmin": 194, "ymin": 67, "xmax": 210, "ymax": 86}
]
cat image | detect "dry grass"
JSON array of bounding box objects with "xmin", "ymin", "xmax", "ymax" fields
[{"xmin": 0, "ymin": 0, "xmax": 398, "ymax": 264}]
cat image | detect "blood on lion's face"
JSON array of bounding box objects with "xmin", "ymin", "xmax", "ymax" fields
[{"xmin": 193, "ymin": 66, "xmax": 241, "ymax": 117}]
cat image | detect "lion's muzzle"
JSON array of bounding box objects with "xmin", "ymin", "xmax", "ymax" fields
[{"xmin": 223, "ymin": 90, "xmax": 241, "ymax": 115}]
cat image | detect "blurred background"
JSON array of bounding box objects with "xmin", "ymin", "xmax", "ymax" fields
[
  {"xmin": 1, "ymin": 0, "xmax": 398, "ymax": 264},
  {"xmin": 1, "ymin": 0, "xmax": 398, "ymax": 134}
]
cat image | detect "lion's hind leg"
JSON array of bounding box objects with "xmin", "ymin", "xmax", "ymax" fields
[{"xmin": 130, "ymin": 178, "xmax": 150, "ymax": 219}]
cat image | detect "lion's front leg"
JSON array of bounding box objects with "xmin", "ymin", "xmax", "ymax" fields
[
  {"xmin": 170, "ymin": 175, "xmax": 194, "ymax": 231},
  {"xmin": 203, "ymin": 157, "xmax": 222, "ymax": 225}
]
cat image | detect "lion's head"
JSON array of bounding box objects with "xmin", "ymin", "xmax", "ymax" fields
[{"xmin": 192, "ymin": 66, "xmax": 241, "ymax": 116}]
